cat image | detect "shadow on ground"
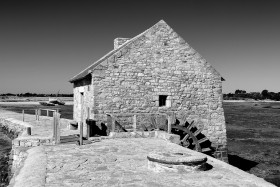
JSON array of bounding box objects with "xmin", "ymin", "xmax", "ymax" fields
[
  {"xmin": 265, "ymin": 175, "xmax": 280, "ymax": 187},
  {"xmin": 228, "ymin": 154, "xmax": 259, "ymax": 171}
]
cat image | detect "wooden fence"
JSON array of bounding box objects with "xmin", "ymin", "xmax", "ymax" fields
[
  {"xmin": 22, "ymin": 108, "xmax": 59, "ymax": 122},
  {"xmin": 106, "ymin": 113, "xmax": 174, "ymax": 134}
]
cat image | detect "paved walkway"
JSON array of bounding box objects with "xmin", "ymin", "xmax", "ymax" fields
[
  {"xmin": 43, "ymin": 138, "xmax": 273, "ymax": 187},
  {"xmin": 0, "ymin": 108, "xmax": 275, "ymax": 187},
  {"xmin": 0, "ymin": 108, "xmax": 77, "ymax": 138}
]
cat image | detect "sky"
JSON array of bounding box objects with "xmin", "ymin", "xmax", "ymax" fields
[{"xmin": 0, "ymin": 0, "xmax": 280, "ymax": 94}]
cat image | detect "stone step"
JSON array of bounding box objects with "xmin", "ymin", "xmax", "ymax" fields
[{"xmin": 60, "ymin": 134, "xmax": 79, "ymax": 140}]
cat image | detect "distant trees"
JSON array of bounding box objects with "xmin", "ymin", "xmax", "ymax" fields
[
  {"xmin": 224, "ymin": 89, "xmax": 280, "ymax": 101},
  {"xmin": 0, "ymin": 93, "xmax": 16, "ymax": 96},
  {"xmin": 235, "ymin": 89, "xmax": 246, "ymax": 94},
  {"xmin": 261, "ymin": 90, "xmax": 269, "ymax": 99}
]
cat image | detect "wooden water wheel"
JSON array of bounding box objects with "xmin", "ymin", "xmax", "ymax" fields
[{"xmin": 171, "ymin": 118, "xmax": 212, "ymax": 153}]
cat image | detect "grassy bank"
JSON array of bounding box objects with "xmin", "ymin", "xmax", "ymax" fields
[{"xmin": 224, "ymin": 102, "xmax": 280, "ymax": 186}]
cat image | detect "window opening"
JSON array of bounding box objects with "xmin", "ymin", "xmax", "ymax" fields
[{"xmin": 159, "ymin": 95, "xmax": 168, "ymax": 107}]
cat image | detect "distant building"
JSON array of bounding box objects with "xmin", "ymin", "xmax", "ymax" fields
[{"xmin": 69, "ymin": 20, "xmax": 227, "ymax": 161}]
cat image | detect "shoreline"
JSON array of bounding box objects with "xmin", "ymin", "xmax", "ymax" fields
[
  {"xmin": 224, "ymin": 100, "xmax": 280, "ymax": 103},
  {"xmin": 0, "ymin": 101, "xmax": 73, "ymax": 105}
]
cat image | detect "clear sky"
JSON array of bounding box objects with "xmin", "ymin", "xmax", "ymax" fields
[{"xmin": 1, "ymin": 0, "xmax": 280, "ymax": 94}]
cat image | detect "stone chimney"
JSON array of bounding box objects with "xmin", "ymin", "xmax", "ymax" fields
[{"xmin": 114, "ymin": 38, "xmax": 130, "ymax": 49}]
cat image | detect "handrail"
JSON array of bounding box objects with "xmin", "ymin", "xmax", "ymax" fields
[
  {"xmin": 106, "ymin": 112, "xmax": 173, "ymax": 134},
  {"xmin": 106, "ymin": 112, "xmax": 169, "ymax": 116},
  {"xmin": 22, "ymin": 108, "xmax": 60, "ymax": 121}
]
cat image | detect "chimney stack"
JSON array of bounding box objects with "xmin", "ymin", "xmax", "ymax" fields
[{"xmin": 114, "ymin": 38, "xmax": 130, "ymax": 49}]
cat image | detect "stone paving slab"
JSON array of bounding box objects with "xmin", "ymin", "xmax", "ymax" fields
[{"xmin": 44, "ymin": 138, "xmax": 274, "ymax": 187}]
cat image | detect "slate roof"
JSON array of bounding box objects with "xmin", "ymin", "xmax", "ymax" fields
[{"xmin": 69, "ymin": 20, "xmax": 224, "ymax": 83}]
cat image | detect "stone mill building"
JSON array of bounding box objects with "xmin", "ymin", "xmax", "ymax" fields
[{"xmin": 69, "ymin": 20, "xmax": 227, "ymax": 160}]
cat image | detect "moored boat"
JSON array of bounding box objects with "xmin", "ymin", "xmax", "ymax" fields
[{"xmin": 39, "ymin": 101, "xmax": 56, "ymax": 106}]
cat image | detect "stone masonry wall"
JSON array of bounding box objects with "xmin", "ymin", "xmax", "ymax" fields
[
  {"xmin": 73, "ymin": 75, "xmax": 94, "ymax": 134},
  {"xmin": 73, "ymin": 21, "xmax": 227, "ymax": 161}
]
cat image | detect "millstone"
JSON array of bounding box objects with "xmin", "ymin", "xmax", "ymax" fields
[{"xmin": 147, "ymin": 152, "xmax": 207, "ymax": 173}]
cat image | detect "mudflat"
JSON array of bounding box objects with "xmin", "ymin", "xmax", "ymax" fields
[{"xmin": 224, "ymin": 101, "xmax": 280, "ymax": 186}]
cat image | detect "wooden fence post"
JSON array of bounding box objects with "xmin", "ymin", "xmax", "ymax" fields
[
  {"xmin": 55, "ymin": 112, "xmax": 61, "ymax": 144},
  {"xmin": 79, "ymin": 122, "xmax": 83, "ymax": 146},
  {"xmin": 36, "ymin": 109, "xmax": 40, "ymax": 121},
  {"xmin": 22, "ymin": 110, "xmax": 25, "ymax": 122},
  {"xmin": 133, "ymin": 115, "xmax": 137, "ymax": 132},
  {"xmin": 53, "ymin": 112, "xmax": 57, "ymax": 141},
  {"xmin": 112, "ymin": 117, "xmax": 115, "ymax": 132},
  {"xmin": 52, "ymin": 112, "xmax": 61, "ymax": 144},
  {"xmin": 86, "ymin": 120, "xmax": 89, "ymax": 139},
  {"xmin": 87, "ymin": 107, "xmax": 90, "ymax": 120},
  {"xmin": 167, "ymin": 115, "xmax": 172, "ymax": 134},
  {"xmin": 35, "ymin": 109, "xmax": 37, "ymax": 121},
  {"xmin": 106, "ymin": 114, "xmax": 112, "ymax": 135},
  {"xmin": 38, "ymin": 109, "xmax": 41, "ymax": 121},
  {"xmin": 47, "ymin": 110, "xmax": 49, "ymax": 117}
]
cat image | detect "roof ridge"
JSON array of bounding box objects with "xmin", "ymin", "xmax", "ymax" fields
[
  {"xmin": 69, "ymin": 20, "xmax": 223, "ymax": 83},
  {"xmin": 69, "ymin": 20, "xmax": 165, "ymax": 83}
]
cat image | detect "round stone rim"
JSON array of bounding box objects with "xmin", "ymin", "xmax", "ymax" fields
[{"xmin": 147, "ymin": 152, "xmax": 207, "ymax": 166}]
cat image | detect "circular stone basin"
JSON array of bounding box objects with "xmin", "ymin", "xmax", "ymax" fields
[
  {"xmin": 147, "ymin": 152, "xmax": 207, "ymax": 165},
  {"xmin": 147, "ymin": 152, "xmax": 208, "ymax": 173}
]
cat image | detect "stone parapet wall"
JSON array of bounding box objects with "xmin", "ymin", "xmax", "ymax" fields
[
  {"xmin": 0, "ymin": 118, "xmax": 32, "ymax": 139},
  {"xmin": 12, "ymin": 137, "xmax": 54, "ymax": 148},
  {"xmin": 108, "ymin": 130, "xmax": 180, "ymax": 145},
  {"xmin": 0, "ymin": 118, "xmax": 54, "ymax": 148},
  {"xmin": 9, "ymin": 147, "xmax": 28, "ymax": 175},
  {"xmin": 0, "ymin": 118, "xmax": 31, "ymax": 181},
  {"xmin": 0, "ymin": 118, "xmax": 54, "ymax": 182}
]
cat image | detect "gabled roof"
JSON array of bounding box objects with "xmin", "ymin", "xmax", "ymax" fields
[
  {"xmin": 69, "ymin": 20, "xmax": 224, "ymax": 83},
  {"xmin": 69, "ymin": 21, "xmax": 157, "ymax": 83}
]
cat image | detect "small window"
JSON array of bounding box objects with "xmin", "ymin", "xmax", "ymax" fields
[{"xmin": 159, "ymin": 95, "xmax": 168, "ymax": 107}]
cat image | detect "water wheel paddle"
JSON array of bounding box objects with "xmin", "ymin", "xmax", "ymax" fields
[{"xmin": 171, "ymin": 120, "xmax": 210, "ymax": 153}]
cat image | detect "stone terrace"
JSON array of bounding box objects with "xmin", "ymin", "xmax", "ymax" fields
[
  {"xmin": 15, "ymin": 138, "xmax": 274, "ymax": 187},
  {"xmin": 0, "ymin": 108, "xmax": 275, "ymax": 187}
]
